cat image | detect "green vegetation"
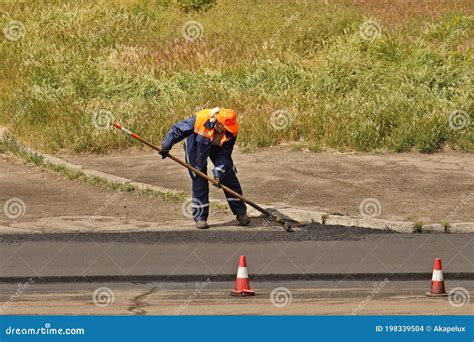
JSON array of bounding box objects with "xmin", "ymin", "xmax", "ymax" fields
[
  {"xmin": 441, "ymin": 219, "xmax": 451, "ymax": 233},
  {"xmin": 321, "ymin": 213, "xmax": 329, "ymax": 225},
  {"xmin": 176, "ymin": 0, "xmax": 216, "ymax": 12},
  {"xmin": 412, "ymin": 220, "xmax": 424, "ymax": 233},
  {"xmin": 0, "ymin": 0, "xmax": 472, "ymax": 154}
]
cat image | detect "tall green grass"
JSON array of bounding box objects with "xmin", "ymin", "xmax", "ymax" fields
[{"xmin": 0, "ymin": 0, "xmax": 472, "ymax": 154}]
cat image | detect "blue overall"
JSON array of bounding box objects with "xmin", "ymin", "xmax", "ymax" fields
[{"xmin": 161, "ymin": 116, "xmax": 247, "ymax": 221}]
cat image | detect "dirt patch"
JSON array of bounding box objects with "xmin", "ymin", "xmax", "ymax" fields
[
  {"xmin": 59, "ymin": 147, "xmax": 474, "ymax": 223},
  {"xmin": 0, "ymin": 155, "xmax": 230, "ymax": 228}
]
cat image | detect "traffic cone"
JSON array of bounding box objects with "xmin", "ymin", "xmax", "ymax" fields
[
  {"xmin": 426, "ymin": 258, "xmax": 448, "ymax": 297},
  {"xmin": 231, "ymin": 255, "xmax": 255, "ymax": 296}
]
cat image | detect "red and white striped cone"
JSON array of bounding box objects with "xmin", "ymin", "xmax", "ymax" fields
[
  {"xmin": 231, "ymin": 255, "xmax": 255, "ymax": 296},
  {"xmin": 426, "ymin": 258, "xmax": 448, "ymax": 297}
]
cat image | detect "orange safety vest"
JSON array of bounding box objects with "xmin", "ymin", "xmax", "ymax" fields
[{"xmin": 194, "ymin": 109, "xmax": 237, "ymax": 146}]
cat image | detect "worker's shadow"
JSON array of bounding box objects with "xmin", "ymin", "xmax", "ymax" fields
[{"xmin": 208, "ymin": 208, "xmax": 298, "ymax": 228}]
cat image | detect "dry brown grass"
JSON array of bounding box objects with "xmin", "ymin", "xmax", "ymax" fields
[{"xmin": 353, "ymin": 0, "xmax": 474, "ymax": 27}]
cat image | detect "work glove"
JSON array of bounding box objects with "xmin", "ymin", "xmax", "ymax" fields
[
  {"xmin": 209, "ymin": 107, "xmax": 220, "ymax": 124},
  {"xmin": 213, "ymin": 176, "xmax": 221, "ymax": 188},
  {"xmin": 158, "ymin": 145, "xmax": 170, "ymax": 159}
]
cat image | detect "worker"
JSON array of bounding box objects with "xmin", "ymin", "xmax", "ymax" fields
[{"xmin": 159, "ymin": 107, "xmax": 251, "ymax": 229}]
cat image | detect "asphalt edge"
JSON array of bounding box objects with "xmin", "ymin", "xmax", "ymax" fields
[{"xmin": 1, "ymin": 272, "xmax": 473, "ymax": 284}]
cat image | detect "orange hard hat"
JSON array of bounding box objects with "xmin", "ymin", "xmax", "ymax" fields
[{"xmin": 217, "ymin": 108, "xmax": 239, "ymax": 135}]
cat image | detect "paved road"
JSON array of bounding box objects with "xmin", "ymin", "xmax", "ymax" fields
[
  {"xmin": 1, "ymin": 232, "xmax": 472, "ymax": 281},
  {"xmin": 1, "ymin": 281, "xmax": 472, "ymax": 315},
  {"xmin": 1, "ymin": 231, "xmax": 472, "ymax": 315}
]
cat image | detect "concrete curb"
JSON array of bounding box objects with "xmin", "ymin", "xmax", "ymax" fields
[
  {"xmin": 43, "ymin": 154, "xmax": 187, "ymax": 199},
  {"xmin": 2, "ymin": 135, "xmax": 473, "ymax": 234}
]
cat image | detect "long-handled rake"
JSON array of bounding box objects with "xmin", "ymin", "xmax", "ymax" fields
[{"xmin": 112, "ymin": 122, "xmax": 293, "ymax": 232}]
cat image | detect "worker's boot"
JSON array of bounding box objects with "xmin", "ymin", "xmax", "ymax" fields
[
  {"xmin": 195, "ymin": 220, "xmax": 209, "ymax": 229},
  {"xmin": 236, "ymin": 214, "xmax": 251, "ymax": 226}
]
